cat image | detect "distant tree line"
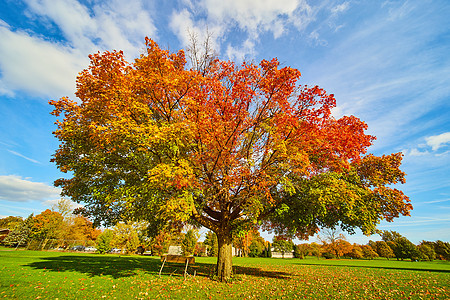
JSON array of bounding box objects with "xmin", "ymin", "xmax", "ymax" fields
[
  {"xmin": 1, "ymin": 204, "xmax": 448, "ymax": 261},
  {"xmin": 292, "ymin": 229, "xmax": 450, "ymax": 261},
  {"xmin": 0, "ymin": 201, "xmax": 101, "ymax": 250}
]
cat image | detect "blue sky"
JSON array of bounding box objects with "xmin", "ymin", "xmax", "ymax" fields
[{"xmin": 0, "ymin": 0, "xmax": 449, "ymax": 244}]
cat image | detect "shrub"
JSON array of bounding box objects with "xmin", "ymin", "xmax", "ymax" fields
[{"xmin": 96, "ymin": 229, "xmax": 114, "ymax": 254}]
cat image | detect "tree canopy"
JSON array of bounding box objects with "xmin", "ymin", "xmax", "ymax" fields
[{"xmin": 50, "ymin": 38, "xmax": 412, "ymax": 281}]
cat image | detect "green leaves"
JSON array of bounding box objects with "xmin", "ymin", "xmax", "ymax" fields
[{"xmin": 266, "ymin": 154, "xmax": 412, "ymax": 239}]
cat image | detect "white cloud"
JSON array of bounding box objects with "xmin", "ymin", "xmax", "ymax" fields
[
  {"xmin": 407, "ymin": 148, "xmax": 430, "ymax": 157},
  {"xmin": 7, "ymin": 150, "xmax": 41, "ymax": 164},
  {"xmin": 425, "ymin": 132, "xmax": 450, "ymax": 151},
  {"xmin": 0, "ymin": 175, "xmax": 61, "ymax": 202},
  {"xmin": 24, "ymin": 0, "xmax": 97, "ymax": 53},
  {"xmin": 170, "ymin": 9, "xmax": 203, "ymax": 47},
  {"xmin": 200, "ymin": 0, "xmax": 302, "ymax": 35},
  {"xmin": 225, "ymin": 38, "xmax": 256, "ymax": 61},
  {"xmin": 331, "ymin": 2, "xmax": 349, "ymax": 15},
  {"xmin": 327, "ymin": 1, "xmax": 350, "ymax": 32},
  {"xmin": 90, "ymin": 0, "xmax": 157, "ymax": 58},
  {"xmin": 308, "ymin": 29, "xmax": 328, "ymax": 46},
  {"xmin": 0, "ymin": 23, "xmax": 86, "ymax": 98},
  {"xmin": 404, "ymin": 132, "xmax": 450, "ymax": 159},
  {"xmin": 169, "ymin": 8, "xmax": 224, "ymax": 54},
  {"xmin": 24, "ymin": 0, "xmax": 156, "ymax": 58},
  {"xmin": 0, "ymin": 81, "xmax": 14, "ymax": 97},
  {"xmin": 422, "ymin": 199, "xmax": 450, "ymax": 204},
  {"xmin": 0, "ymin": 0, "xmax": 156, "ymax": 98},
  {"xmin": 170, "ymin": 0, "xmax": 317, "ymax": 57}
]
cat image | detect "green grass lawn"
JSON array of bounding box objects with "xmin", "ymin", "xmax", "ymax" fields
[{"xmin": 1, "ymin": 250, "xmax": 449, "ymax": 299}]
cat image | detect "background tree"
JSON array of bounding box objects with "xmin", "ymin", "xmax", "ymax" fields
[
  {"xmin": 361, "ymin": 244, "xmax": 378, "ymax": 259},
  {"xmin": 233, "ymin": 228, "xmax": 264, "ymax": 257},
  {"xmin": 248, "ymin": 235, "xmax": 266, "ymax": 257},
  {"xmin": 264, "ymin": 242, "xmax": 272, "ymax": 258},
  {"xmin": 348, "ymin": 244, "xmax": 364, "ymax": 259},
  {"xmin": 294, "ymin": 243, "xmax": 311, "ymax": 259},
  {"xmin": 319, "ymin": 229, "xmax": 352, "ymax": 259},
  {"xmin": 112, "ymin": 222, "xmax": 141, "ymax": 254},
  {"xmin": 232, "ymin": 231, "xmax": 251, "ymax": 257},
  {"xmin": 64, "ymin": 215, "xmax": 101, "ymax": 243},
  {"xmin": 433, "ymin": 240, "xmax": 450, "ymax": 260},
  {"xmin": 380, "ymin": 231, "xmax": 419, "ymax": 260},
  {"xmin": 52, "ymin": 198, "xmax": 76, "ymax": 221},
  {"xmin": 272, "ymin": 237, "xmax": 294, "ymax": 258},
  {"xmin": 374, "ymin": 240, "xmax": 395, "ymax": 259},
  {"xmin": 0, "ymin": 216, "xmax": 23, "ymax": 244},
  {"xmin": 151, "ymin": 230, "xmax": 174, "ymax": 256},
  {"xmin": 51, "ymin": 199, "xmax": 101, "ymax": 246},
  {"xmin": 417, "ymin": 243, "xmax": 436, "ymax": 261},
  {"xmin": 50, "ymin": 38, "xmax": 412, "ymax": 281},
  {"xmin": 181, "ymin": 228, "xmax": 200, "ymax": 256},
  {"xmin": 204, "ymin": 231, "xmax": 218, "ymax": 257},
  {"xmin": 96, "ymin": 229, "xmax": 114, "ymax": 254},
  {"xmin": 386, "ymin": 241, "xmax": 397, "ymax": 255},
  {"xmin": 392, "ymin": 237, "xmax": 419, "ymax": 261},
  {"xmin": 0, "ymin": 216, "xmax": 23, "ymax": 231},
  {"xmin": 32, "ymin": 210, "xmax": 64, "ymax": 249},
  {"xmin": 194, "ymin": 241, "xmax": 207, "ymax": 256},
  {"xmin": 381, "ymin": 230, "xmax": 403, "ymax": 243},
  {"xmin": 3, "ymin": 215, "xmax": 34, "ymax": 247},
  {"xmin": 368, "ymin": 240, "xmax": 377, "ymax": 250},
  {"xmin": 323, "ymin": 239, "xmax": 353, "ymax": 259},
  {"xmin": 309, "ymin": 242, "xmax": 321, "ymax": 259}
]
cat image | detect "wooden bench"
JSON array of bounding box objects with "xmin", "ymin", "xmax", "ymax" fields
[{"xmin": 159, "ymin": 254, "xmax": 195, "ymax": 279}]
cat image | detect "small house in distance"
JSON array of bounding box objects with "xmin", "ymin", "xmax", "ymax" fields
[
  {"xmin": 271, "ymin": 249, "xmax": 294, "ymax": 258},
  {"xmin": 167, "ymin": 245, "xmax": 183, "ymax": 255}
]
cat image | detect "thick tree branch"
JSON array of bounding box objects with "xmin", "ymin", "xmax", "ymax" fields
[
  {"xmin": 191, "ymin": 207, "xmax": 219, "ymax": 232},
  {"xmin": 203, "ymin": 205, "xmax": 221, "ymax": 221}
]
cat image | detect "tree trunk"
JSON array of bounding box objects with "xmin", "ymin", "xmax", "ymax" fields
[{"xmin": 216, "ymin": 232, "xmax": 233, "ymax": 282}]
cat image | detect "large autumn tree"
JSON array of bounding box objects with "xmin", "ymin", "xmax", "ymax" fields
[{"xmin": 50, "ymin": 38, "xmax": 412, "ymax": 281}]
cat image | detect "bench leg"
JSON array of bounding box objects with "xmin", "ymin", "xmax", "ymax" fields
[
  {"xmin": 159, "ymin": 257, "xmax": 166, "ymax": 277},
  {"xmin": 184, "ymin": 259, "xmax": 189, "ymax": 280}
]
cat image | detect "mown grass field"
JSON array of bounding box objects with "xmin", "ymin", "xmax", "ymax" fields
[{"xmin": 0, "ymin": 249, "xmax": 449, "ymax": 299}]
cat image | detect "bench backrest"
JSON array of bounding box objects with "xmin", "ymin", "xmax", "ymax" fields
[{"xmin": 161, "ymin": 254, "xmax": 195, "ymax": 264}]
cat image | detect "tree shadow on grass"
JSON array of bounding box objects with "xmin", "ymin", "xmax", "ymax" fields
[
  {"xmin": 24, "ymin": 254, "xmax": 293, "ymax": 280},
  {"xmin": 25, "ymin": 254, "xmax": 163, "ymax": 279},
  {"xmin": 156, "ymin": 261, "xmax": 292, "ymax": 280},
  {"xmin": 293, "ymin": 261, "xmax": 450, "ymax": 274},
  {"xmin": 232, "ymin": 265, "xmax": 292, "ymax": 279}
]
